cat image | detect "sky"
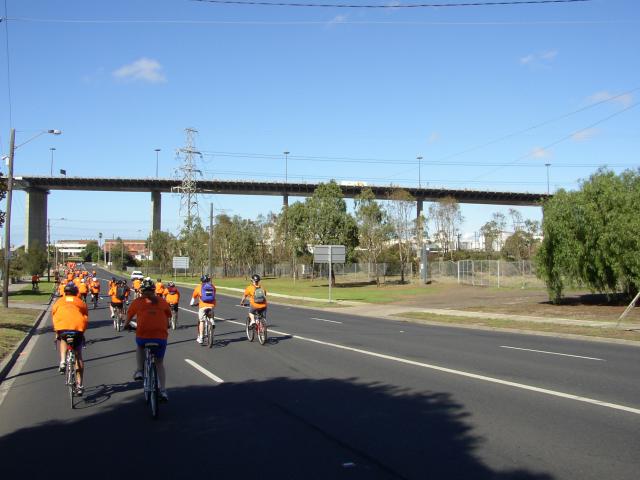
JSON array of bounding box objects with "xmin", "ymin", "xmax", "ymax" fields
[{"xmin": 1, "ymin": 0, "xmax": 638, "ymax": 247}]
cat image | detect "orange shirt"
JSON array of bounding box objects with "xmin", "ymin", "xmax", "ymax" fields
[
  {"xmin": 244, "ymin": 284, "xmax": 268, "ymax": 310},
  {"xmin": 78, "ymin": 283, "xmax": 89, "ymax": 295},
  {"xmin": 90, "ymin": 281, "xmax": 100, "ymax": 294},
  {"xmin": 127, "ymin": 296, "xmax": 171, "ymax": 339},
  {"xmin": 52, "ymin": 295, "xmax": 89, "ymax": 332},
  {"xmin": 155, "ymin": 282, "xmax": 165, "ymax": 295},
  {"xmin": 109, "ymin": 285, "xmax": 129, "ymax": 304},
  {"xmin": 58, "ymin": 283, "xmax": 67, "ymax": 296},
  {"xmin": 132, "ymin": 279, "xmax": 141, "ymax": 291},
  {"xmin": 165, "ymin": 288, "xmax": 180, "ymax": 305},
  {"xmin": 191, "ymin": 284, "xmax": 216, "ymax": 308}
]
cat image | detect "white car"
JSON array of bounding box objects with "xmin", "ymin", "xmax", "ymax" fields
[{"xmin": 130, "ymin": 270, "xmax": 144, "ymax": 281}]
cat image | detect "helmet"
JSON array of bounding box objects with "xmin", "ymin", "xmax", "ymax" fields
[
  {"xmin": 80, "ymin": 278, "xmax": 85, "ymax": 283},
  {"xmin": 167, "ymin": 281, "xmax": 175, "ymax": 287},
  {"xmin": 251, "ymin": 274, "xmax": 261, "ymax": 283},
  {"xmin": 92, "ymin": 270, "xmax": 96, "ymax": 274},
  {"xmin": 200, "ymin": 274, "xmax": 211, "ymax": 283},
  {"xmin": 64, "ymin": 282, "xmax": 78, "ymax": 295},
  {"xmin": 111, "ymin": 277, "xmax": 116, "ymax": 281},
  {"xmin": 141, "ymin": 278, "xmax": 155, "ymax": 292}
]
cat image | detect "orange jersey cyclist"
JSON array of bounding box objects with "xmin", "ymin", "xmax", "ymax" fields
[
  {"xmin": 190, "ymin": 274, "xmax": 216, "ymax": 345},
  {"xmin": 124, "ymin": 278, "xmax": 171, "ymax": 402},
  {"xmin": 240, "ymin": 274, "xmax": 268, "ymax": 327},
  {"xmin": 52, "ymin": 283, "xmax": 89, "ymax": 396}
]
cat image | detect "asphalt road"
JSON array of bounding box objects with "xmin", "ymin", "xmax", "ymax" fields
[{"xmin": 0, "ymin": 267, "xmax": 639, "ymax": 479}]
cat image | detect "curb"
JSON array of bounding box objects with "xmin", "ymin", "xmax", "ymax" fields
[{"xmin": 0, "ymin": 293, "xmax": 55, "ymax": 385}]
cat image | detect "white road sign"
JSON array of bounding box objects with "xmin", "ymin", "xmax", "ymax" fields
[
  {"xmin": 172, "ymin": 256, "xmax": 190, "ymax": 269},
  {"xmin": 313, "ymin": 245, "xmax": 345, "ymax": 264}
]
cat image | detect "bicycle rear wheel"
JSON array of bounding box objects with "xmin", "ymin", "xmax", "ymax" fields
[
  {"xmin": 66, "ymin": 350, "xmax": 76, "ymax": 409},
  {"xmin": 246, "ymin": 316, "xmax": 255, "ymax": 342},
  {"xmin": 171, "ymin": 310, "xmax": 177, "ymax": 330},
  {"xmin": 148, "ymin": 362, "xmax": 159, "ymax": 419},
  {"xmin": 207, "ymin": 319, "xmax": 215, "ymax": 348},
  {"xmin": 258, "ymin": 318, "xmax": 268, "ymax": 345}
]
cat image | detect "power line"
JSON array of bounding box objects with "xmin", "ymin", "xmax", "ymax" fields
[
  {"xmin": 3, "ymin": 1, "xmax": 13, "ymax": 128},
  {"xmin": 192, "ymin": 0, "xmax": 590, "ymax": 9}
]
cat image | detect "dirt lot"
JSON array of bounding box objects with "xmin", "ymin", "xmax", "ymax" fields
[{"xmin": 400, "ymin": 282, "xmax": 640, "ymax": 323}]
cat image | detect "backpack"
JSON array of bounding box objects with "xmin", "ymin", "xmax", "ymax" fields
[
  {"xmin": 253, "ymin": 287, "xmax": 266, "ymax": 304},
  {"xmin": 116, "ymin": 285, "xmax": 126, "ymax": 300},
  {"xmin": 200, "ymin": 283, "xmax": 215, "ymax": 303}
]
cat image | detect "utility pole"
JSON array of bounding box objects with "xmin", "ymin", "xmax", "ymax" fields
[
  {"xmin": 417, "ymin": 156, "xmax": 423, "ymax": 189},
  {"xmin": 155, "ymin": 148, "xmax": 161, "ymax": 177},
  {"xmin": 545, "ymin": 163, "xmax": 551, "ymax": 194},
  {"xmin": 208, "ymin": 203, "xmax": 213, "ymax": 276},
  {"xmin": 47, "ymin": 219, "xmax": 51, "ymax": 282},
  {"xmin": 2, "ymin": 129, "xmax": 15, "ymax": 308}
]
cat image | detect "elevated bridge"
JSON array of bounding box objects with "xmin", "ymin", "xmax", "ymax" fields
[{"xmin": 10, "ymin": 176, "xmax": 550, "ymax": 250}]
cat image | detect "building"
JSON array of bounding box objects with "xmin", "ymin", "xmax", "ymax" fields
[{"xmin": 103, "ymin": 239, "xmax": 149, "ymax": 261}]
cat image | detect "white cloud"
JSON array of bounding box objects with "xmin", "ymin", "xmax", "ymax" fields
[
  {"xmin": 519, "ymin": 50, "xmax": 558, "ymax": 69},
  {"xmin": 531, "ymin": 147, "xmax": 552, "ymax": 159},
  {"xmin": 427, "ymin": 132, "xmax": 440, "ymax": 144},
  {"xmin": 571, "ymin": 128, "xmax": 599, "ymax": 142},
  {"xmin": 327, "ymin": 15, "xmax": 348, "ymax": 27},
  {"xmin": 112, "ymin": 58, "xmax": 166, "ymax": 84},
  {"xmin": 587, "ymin": 91, "xmax": 634, "ymax": 108}
]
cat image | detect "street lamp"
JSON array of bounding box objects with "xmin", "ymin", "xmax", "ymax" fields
[
  {"xmin": 545, "ymin": 163, "xmax": 551, "ymax": 194},
  {"xmin": 283, "ymin": 151, "xmax": 290, "ymax": 186},
  {"xmin": 2, "ymin": 128, "xmax": 62, "ymax": 308},
  {"xmin": 154, "ymin": 148, "xmax": 161, "ymax": 177},
  {"xmin": 50, "ymin": 147, "xmax": 56, "ymax": 176},
  {"xmin": 417, "ymin": 156, "xmax": 423, "ymax": 189}
]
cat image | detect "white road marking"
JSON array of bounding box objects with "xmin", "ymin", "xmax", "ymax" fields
[
  {"xmin": 311, "ymin": 317, "xmax": 343, "ymax": 324},
  {"xmin": 500, "ymin": 345, "xmax": 605, "ymax": 361},
  {"xmin": 178, "ymin": 306, "xmax": 224, "ymax": 321},
  {"xmin": 183, "ymin": 309, "xmax": 640, "ymax": 416},
  {"xmin": 185, "ymin": 359, "xmax": 225, "ymax": 383}
]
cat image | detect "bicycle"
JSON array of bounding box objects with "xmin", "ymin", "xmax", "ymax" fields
[
  {"xmin": 142, "ymin": 342, "xmax": 161, "ymax": 419},
  {"xmin": 91, "ymin": 292, "xmax": 99, "ymax": 310},
  {"xmin": 201, "ymin": 308, "xmax": 215, "ymax": 348},
  {"xmin": 59, "ymin": 332, "xmax": 82, "ymax": 409},
  {"xmin": 245, "ymin": 308, "xmax": 268, "ymax": 345},
  {"xmin": 169, "ymin": 304, "xmax": 179, "ymax": 330}
]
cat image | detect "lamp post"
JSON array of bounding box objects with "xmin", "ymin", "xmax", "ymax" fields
[
  {"xmin": 283, "ymin": 151, "xmax": 289, "ymax": 186},
  {"xmin": 154, "ymin": 148, "xmax": 161, "ymax": 177},
  {"xmin": 417, "ymin": 156, "xmax": 423, "ymax": 189},
  {"xmin": 2, "ymin": 128, "xmax": 62, "ymax": 308},
  {"xmin": 545, "ymin": 163, "xmax": 551, "ymax": 194},
  {"xmin": 50, "ymin": 147, "xmax": 56, "ymax": 176}
]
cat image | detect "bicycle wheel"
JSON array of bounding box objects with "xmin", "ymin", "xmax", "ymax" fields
[
  {"xmin": 207, "ymin": 319, "xmax": 215, "ymax": 348},
  {"xmin": 148, "ymin": 362, "xmax": 159, "ymax": 419},
  {"xmin": 66, "ymin": 350, "xmax": 76, "ymax": 409},
  {"xmin": 245, "ymin": 316, "xmax": 255, "ymax": 342},
  {"xmin": 171, "ymin": 311, "xmax": 177, "ymax": 330},
  {"xmin": 258, "ymin": 318, "xmax": 268, "ymax": 345}
]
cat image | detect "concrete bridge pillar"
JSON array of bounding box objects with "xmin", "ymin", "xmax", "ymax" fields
[
  {"xmin": 416, "ymin": 198, "xmax": 423, "ymax": 222},
  {"xmin": 151, "ymin": 191, "xmax": 161, "ymax": 232},
  {"xmin": 25, "ymin": 188, "xmax": 48, "ymax": 251},
  {"xmin": 283, "ymin": 194, "xmax": 289, "ymax": 208}
]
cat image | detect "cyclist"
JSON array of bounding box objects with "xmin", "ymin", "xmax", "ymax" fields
[
  {"xmin": 155, "ymin": 278, "xmax": 165, "ymax": 298},
  {"xmin": 124, "ymin": 278, "xmax": 171, "ymax": 402},
  {"xmin": 31, "ymin": 273, "xmax": 40, "ymax": 291},
  {"xmin": 109, "ymin": 279, "xmax": 129, "ymax": 319},
  {"xmin": 240, "ymin": 274, "xmax": 268, "ymax": 328},
  {"xmin": 164, "ymin": 281, "xmax": 180, "ymax": 323},
  {"xmin": 78, "ymin": 278, "xmax": 89, "ymax": 303},
  {"xmin": 190, "ymin": 274, "xmax": 216, "ymax": 345},
  {"xmin": 108, "ymin": 276, "xmax": 117, "ymax": 291},
  {"xmin": 132, "ymin": 277, "xmax": 142, "ymax": 298},
  {"xmin": 52, "ymin": 283, "xmax": 88, "ymax": 396},
  {"xmin": 90, "ymin": 277, "xmax": 101, "ymax": 303}
]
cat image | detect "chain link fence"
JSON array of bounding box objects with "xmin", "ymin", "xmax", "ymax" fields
[{"xmin": 430, "ymin": 259, "xmax": 543, "ymax": 288}]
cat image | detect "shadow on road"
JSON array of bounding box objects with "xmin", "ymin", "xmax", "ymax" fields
[{"xmin": 0, "ymin": 377, "xmax": 554, "ymax": 479}]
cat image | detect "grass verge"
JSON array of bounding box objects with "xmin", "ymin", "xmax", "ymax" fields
[
  {"xmin": 171, "ymin": 276, "xmax": 441, "ymax": 304},
  {"xmin": 398, "ymin": 312, "xmax": 640, "ymax": 342},
  {"xmin": 0, "ymin": 308, "xmax": 42, "ymax": 361},
  {"xmin": 9, "ymin": 281, "xmax": 56, "ymax": 304}
]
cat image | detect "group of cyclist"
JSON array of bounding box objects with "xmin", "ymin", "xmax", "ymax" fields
[{"xmin": 51, "ymin": 265, "xmax": 268, "ymax": 404}]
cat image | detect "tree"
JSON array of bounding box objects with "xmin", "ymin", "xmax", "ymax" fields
[
  {"xmin": 108, "ymin": 238, "xmax": 136, "ymax": 271},
  {"xmin": 429, "ymin": 197, "xmax": 463, "ymax": 259},
  {"xmin": 385, "ymin": 188, "xmax": 415, "ymax": 284},
  {"xmin": 179, "ymin": 217, "xmax": 209, "ymax": 274},
  {"xmin": 80, "ymin": 241, "xmax": 101, "ymax": 262},
  {"xmin": 536, "ymin": 168, "xmax": 640, "ymax": 303},
  {"xmin": 23, "ymin": 242, "xmax": 48, "ymax": 276},
  {"xmin": 147, "ymin": 230, "xmax": 177, "ymax": 273},
  {"xmin": 355, "ymin": 188, "xmax": 392, "ymax": 285}
]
